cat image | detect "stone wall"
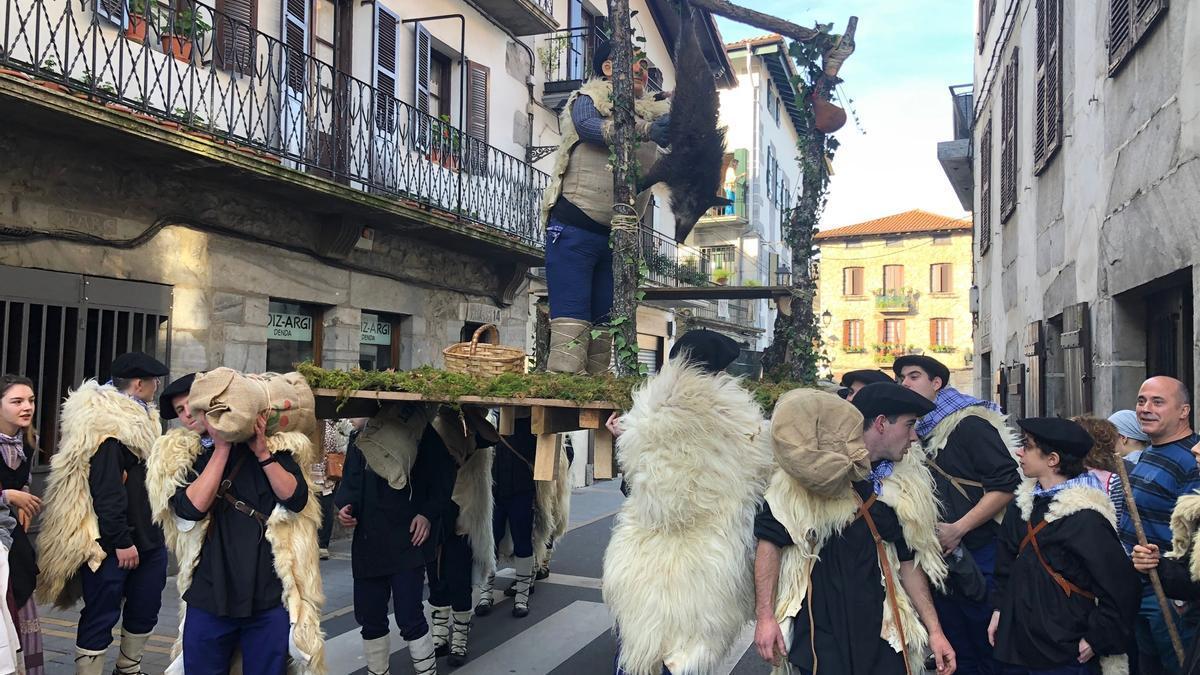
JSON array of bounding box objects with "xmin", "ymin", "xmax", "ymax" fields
[{"xmin": 0, "ymin": 122, "xmax": 531, "ymax": 379}]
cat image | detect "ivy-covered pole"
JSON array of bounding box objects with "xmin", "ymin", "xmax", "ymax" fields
[{"xmin": 606, "ymin": 0, "xmax": 641, "ymax": 377}]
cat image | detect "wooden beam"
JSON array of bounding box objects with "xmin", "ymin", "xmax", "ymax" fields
[
  {"xmin": 578, "ymin": 409, "xmax": 606, "ymax": 430},
  {"xmin": 498, "ymin": 407, "xmax": 518, "ymax": 435},
  {"xmin": 686, "ymin": 0, "xmax": 835, "ymax": 44},
  {"xmin": 312, "ymin": 388, "xmax": 617, "ymax": 410},
  {"xmin": 531, "ymin": 406, "xmax": 581, "ymax": 434},
  {"xmin": 594, "ymin": 427, "xmax": 614, "ymax": 479},
  {"xmin": 534, "ymin": 433, "xmax": 560, "ymax": 481}
]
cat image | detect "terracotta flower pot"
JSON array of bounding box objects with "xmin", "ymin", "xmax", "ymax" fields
[
  {"xmin": 811, "ymin": 93, "xmax": 847, "ymax": 134},
  {"xmin": 160, "ymin": 35, "xmax": 193, "ymax": 63},
  {"xmin": 125, "ymin": 15, "xmax": 148, "ymax": 44}
]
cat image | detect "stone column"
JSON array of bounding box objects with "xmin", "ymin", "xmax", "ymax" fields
[{"xmin": 322, "ymin": 305, "xmax": 362, "ymax": 371}]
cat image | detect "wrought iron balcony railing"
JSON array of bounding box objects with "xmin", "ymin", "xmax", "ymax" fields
[
  {"xmin": 0, "ymin": 0, "xmax": 547, "ymax": 249},
  {"xmin": 536, "ymin": 22, "xmax": 661, "ymax": 110},
  {"xmin": 874, "ymin": 289, "xmax": 919, "ymax": 313},
  {"xmin": 949, "ymin": 83, "xmax": 973, "ymax": 140},
  {"xmin": 640, "ymin": 227, "xmax": 712, "ymax": 288}
]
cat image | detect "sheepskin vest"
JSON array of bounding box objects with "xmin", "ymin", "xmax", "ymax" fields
[
  {"xmin": 1013, "ymin": 479, "xmax": 1128, "ymax": 675},
  {"xmin": 539, "ymin": 78, "xmax": 670, "ymax": 229},
  {"xmin": 448, "ymin": 444, "xmax": 497, "ymax": 585},
  {"xmin": 764, "ymin": 444, "xmax": 948, "ymax": 675},
  {"xmin": 603, "ymin": 360, "xmax": 773, "ymax": 675},
  {"xmin": 1168, "ymin": 493, "xmax": 1200, "ymax": 580},
  {"xmin": 146, "ymin": 428, "xmax": 326, "ymax": 675},
  {"xmin": 923, "ymin": 405, "xmax": 1022, "ymax": 460},
  {"xmin": 497, "ymin": 443, "xmax": 571, "ymax": 569},
  {"xmin": 36, "ymin": 380, "xmax": 161, "ymax": 608}
]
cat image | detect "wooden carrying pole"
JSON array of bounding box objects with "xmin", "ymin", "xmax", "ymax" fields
[{"xmin": 1115, "ymin": 458, "xmax": 1187, "ymax": 664}]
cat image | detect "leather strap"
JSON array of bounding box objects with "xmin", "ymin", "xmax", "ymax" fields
[
  {"xmin": 497, "ymin": 436, "xmax": 535, "ymax": 473},
  {"xmin": 1019, "ymin": 520, "xmax": 1095, "ymax": 600},
  {"xmin": 929, "ymin": 460, "xmax": 984, "ymax": 499},
  {"xmin": 216, "ymin": 455, "xmax": 269, "ymax": 528},
  {"xmin": 855, "ymin": 493, "xmax": 912, "ymax": 675}
]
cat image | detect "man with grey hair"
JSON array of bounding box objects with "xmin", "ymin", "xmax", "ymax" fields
[{"xmin": 1120, "ymin": 376, "xmax": 1200, "ymax": 674}]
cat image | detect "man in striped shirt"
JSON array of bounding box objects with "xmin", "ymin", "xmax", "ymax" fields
[{"xmin": 1119, "ymin": 376, "xmax": 1200, "ymax": 674}]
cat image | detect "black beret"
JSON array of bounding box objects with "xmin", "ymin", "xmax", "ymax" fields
[
  {"xmin": 840, "ymin": 369, "xmax": 895, "ymax": 388},
  {"xmin": 852, "ymin": 382, "xmax": 936, "ymax": 420},
  {"xmin": 110, "ymin": 351, "xmax": 169, "ymax": 379},
  {"xmin": 892, "ymin": 355, "xmax": 951, "ymax": 387},
  {"xmin": 1017, "ymin": 417, "xmax": 1095, "ymax": 458},
  {"xmin": 593, "ymin": 39, "xmax": 612, "ymax": 77},
  {"xmin": 158, "ymin": 373, "xmax": 197, "ymax": 420},
  {"xmin": 669, "ymin": 329, "xmax": 740, "ymax": 374}
]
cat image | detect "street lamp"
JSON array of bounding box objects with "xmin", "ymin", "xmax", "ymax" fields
[{"xmin": 821, "ymin": 309, "xmax": 832, "ymax": 327}]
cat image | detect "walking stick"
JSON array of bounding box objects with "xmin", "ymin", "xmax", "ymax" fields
[{"xmin": 1114, "ymin": 459, "xmax": 1187, "ymax": 665}]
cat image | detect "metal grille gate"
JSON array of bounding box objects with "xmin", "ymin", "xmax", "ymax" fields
[{"xmin": 0, "ymin": 265, "xmax": 172, "ymax": 468}]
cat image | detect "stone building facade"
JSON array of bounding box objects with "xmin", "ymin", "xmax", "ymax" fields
[{"xmin": 815, "ymin": 210, "xmax": 974, "ymax": 387}]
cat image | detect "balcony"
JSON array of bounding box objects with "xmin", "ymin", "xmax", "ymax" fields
[
  {"xmin": 874, "ymin": 289, "xmax": 919, "ymax": 313},
  {"xmin": 474, "ymin": 0, "xmax": 557, "ymax": 36},
  {"xmin": 639, "ymin": 227, "xmax": 713, "ymax": 288},
  {"xmin": 0, "ymin": 0, "xmax": 547, "ymax": 252},
  {"xmin": 938, "ymin": 83, "xmax": 973, "ymax": 211},
  {"xmin": 536, "ymin": 23, "xmax": 662, "ymax": 111},
  {"xmin": 695, "ymin": 185, "xmax": 748, "ymax": 228},
  {"xmin": 688, "ymin": 298, "xmax": 755, "ymax": 327}
]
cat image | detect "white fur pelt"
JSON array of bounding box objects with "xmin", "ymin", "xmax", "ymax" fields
[
  {"xmin": 764, "ymin": 446, "xmax": 946, "ymax": 675},
  {"xmin": 453, "ymin": 447, "xmax": 497, "ymax": 585},
  {"xmin": 1013, "ymin": 479, "xmax": 1127, "ymax": 675},
  {"xmin": 146, "ymin": 428, "xmax": 326, "ymax": 674},
  {"xmin": 924, "ymin": 406, "xmax": 1022, "ymax": 461},
  {"xmin": 1168, "ymin": 493, "xmax": 1200, "ymax": 582},
  {"xmin": 497, "ymin": 444, "xmax": 571, "ymax": 569},
  {"xmin": 36, "ymin": 380, "xmax": 161, "ymax": 608},
  {"xmin": 602, "ymin": 359, "xmax": 773, "ymax": 675}
]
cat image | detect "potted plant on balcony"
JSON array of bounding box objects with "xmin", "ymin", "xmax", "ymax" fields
[
  {"xmin": 161, "ymin": 6, "xmax": 210, "ymax": 63},
  {"xmin": 126, "ymin": 0, "xmax": 157, "ymax": 44},
  {"xmin": 536, "ymin": 34, "xmax": 569, "ymax": 80},
  {"xmin": 712, "ymin": 267, "xmax": 731, "ymax": 286},
  {"xmin": 427, "ymin": 115, "xmax": 460, "ymax": 170}
]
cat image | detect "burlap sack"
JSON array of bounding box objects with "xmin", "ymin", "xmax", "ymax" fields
[
  {"xmin": 188, "ymin": 367, "xmax": 316, "ymax": 443},
  {"xmin": 771, "ymin": 388, "xmax": 871, "ymax": 498},
  {"xmin": 357, "ymin": 403, "xmax": 436, "ymax": 491}
]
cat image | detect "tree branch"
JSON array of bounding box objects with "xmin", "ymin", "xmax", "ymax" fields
[{"xmin": 687, "ymin": 0, "xmax": 847, "ymax": 46}]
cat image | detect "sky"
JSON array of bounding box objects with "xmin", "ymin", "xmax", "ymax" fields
[{"xmin": 716, "ymin": 1, "xmax": 974, "ymax": 230}]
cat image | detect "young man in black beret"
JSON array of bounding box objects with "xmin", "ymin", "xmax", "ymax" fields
[
  {"xmin": 36, "ymin": 352, "xmax": 169, "ymax": 675},
  {"xmin": 754, "ymin": 383, "xmax": 956, "ymax": 674},
  {"xmin": 895, "ymin": 353, "xmax": 1021, "ymax": 674},
  {"xmin": 989, "ymin": 417, "xmax": 1139, "ymax": 674},
  {"xmin": 839, "ymin": 369, "xmax": 895, "ymax": 401}
]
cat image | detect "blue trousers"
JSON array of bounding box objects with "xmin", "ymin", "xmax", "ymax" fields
[
  {"xmin": 1000, "ymin": 664, "xmax": 1096, "ymax": 674},
  {"xmin": 493, "ymin": 492, "xmax": 536, "ymax": 559},
  {"xmin": 77, "ymin": 544, "xmax": 167, "ymax": 650},
  {"xmin": 545, "ymin": 220, "xmax": 614, "ymax": 324},
  {"xmin": 182, "ymin": 604, "xmax": 289, "ymax": 675},
  {"xmin": 1134, "ymin": 591, "xmax": 1197, "ymax": 674},
  {"xmin": 354, "ymin": 566, "xmax": 429, "ymax": 641},
  {"xmin": 935, "ymin": 540, "xmax": 1000, "ymax": 675}
]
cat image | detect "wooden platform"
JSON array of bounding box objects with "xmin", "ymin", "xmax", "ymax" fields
[{"xmin": 313, "ymin": 388, "xmax": 618, "ymax": 481}]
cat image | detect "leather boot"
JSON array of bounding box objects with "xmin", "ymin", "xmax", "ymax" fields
[
  {"xmin": 512, "ymin": 556, "xmax": 535, "ymax": 618},
  {"xmin": 75, "ymin": 647, "xmax": 106, "ymax": 675},
  {"xmin": 430, "ymin": 605, "xmax": 451, "ymax": 657},
  {"xmin": 408, "ymin": 631, "xmax": 438, "ymax": 675},
  {"xmin": 474, "ymin": 573, "xmax": 494, "ymax": 616},
  {"xmin": 447, "ymin": 610, "xmax": 473, "ymax": 667},
  {"xmin": 547, "ymin": 318, "xmax": 590, "ymax": 374},
  {"xmin": 586, "ymin": 329, "xmax": 613, "ymax": 374},
  {"xmin": 113, "ymin": 629, "xmax": 151, "ymax": 674},
  {"xmin": 363, "ymin": 635, "xmax": 391, "ymax": 675}
]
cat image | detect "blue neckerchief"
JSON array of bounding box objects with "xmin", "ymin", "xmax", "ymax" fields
[
  {"xmin": 916, "ymin": 387, "xmax": 1003, "ymax": 439},
  {"xmin": 1033, "ymin": 471, "xmax": 1102, "ymax": 498},
  {"xmin": 867, "ymin": 460, "xmax": 895, "ymax": 496},
  {"xmin": 105, "ymin": 380, "xmax": 151, "ymax": 413},
  {"xmin": 199, "ymin": 435, "xmax": 214, "ymax": 450}
]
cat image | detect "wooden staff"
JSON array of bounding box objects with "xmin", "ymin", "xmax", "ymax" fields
[{"xmin": 1114, "ymin": 458, "xmax": 1187, "ymax": 665}]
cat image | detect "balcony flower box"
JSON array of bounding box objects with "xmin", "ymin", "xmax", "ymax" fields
[
  {"xmin": 873, "ymin": 288, "xmax": 919, "ymax": 313},
  {"xmin": 842, "ymin": 346, "xmax": 867, "ymax": 354},
  {"xmin": 871, "ymin": 342, "xmax": 909, "ymax": 365}
]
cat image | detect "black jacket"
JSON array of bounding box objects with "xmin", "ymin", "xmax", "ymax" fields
[
  {"xmin": 493, "ymin": 417, "xmax": 536, "ymax": 499},
  {"xmin": 335, "ymin": 432, "xmax": 442, "ymax": 579},
  {"xmin": 0, "ymin": 441, "xmax": 37, "ymax": 606},
  {"xmin": 1156, "ymin": 554, "xmax": 1200, "ymax": 675},
  {"xmin": 90, "ymin": 437, "xmax": 164, "ymax": 553},
  {"xmin": 930, "ymin": 416, "xmax": 1022, "ymax": 550}
]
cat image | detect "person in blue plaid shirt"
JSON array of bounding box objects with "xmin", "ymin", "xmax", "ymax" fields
[{"xmin": 1119, "ymin": 376, "xmax": 1200, "ymax": 675}]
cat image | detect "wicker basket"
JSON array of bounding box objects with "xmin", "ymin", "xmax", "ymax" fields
[{"xmin": 443, "ymin": 323, "xmax": 525, "ymax": 377}]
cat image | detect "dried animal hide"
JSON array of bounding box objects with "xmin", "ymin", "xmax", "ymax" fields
[{"xmin": 639, "ymin": 10, "xmax": 729, "ymax": 243}]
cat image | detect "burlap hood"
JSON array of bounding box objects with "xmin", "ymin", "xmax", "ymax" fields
[{"xmin": 771, "ymin": 389, "xmax": 870, "ymax": 498}]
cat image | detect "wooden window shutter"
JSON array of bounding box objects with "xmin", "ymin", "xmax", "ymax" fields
[
  {"xmin": 1024, "ymin": 320, "xmax": 1045, "ymax": 417},
  {"xmin": 877, "ymin": 320, "xmax": 887, "ymax": 343},
  {"xmin": 994, "ymin": 364, "xmax": 1008, "ymax": 413},
  {"xmin": 843, "ymin": 320, "xmax": 851, "ymax": 346},
  {"xmin": 853, "ymin": 268, "xmax": 863, "ymax": 295},
  {"xmin": 413, "ymin": 23, "xmax": 432, "ymax": 115},
  {"xmin": 929, "ymin": 318, "xmax": 938, "ymax": 345},
  {"xmin": 283, "ymin": 0, "xmax": 309, "ymax": 94},
  {"xmin": 1008, "ymin": 363, "xmax": 1027, "ymax": 419},
  {"xmin": 1062, "ymin": 301, "xmax": 1093, "ymax": 416},
  {"xmin": 979, "ymin": 119, "xmax": 993, "ymax": 254},
  {"xmin": 1109, "ymin": 0, "xmax": 1166, "ymax": 74},
  {"xmin": 216, "ymin": 0, "xmax": 257, "ymax": 74},
  {"xmin": 1000, "ymin": 49, "xmax": 1019, "ymax": 222},
  {"xmin": 465, "ymin": 61, "xmax": 490, "ymax": 175},
  {"xmin": 1034, "ymin": 0, "xmax": 1062, "ymax": 173},
  {"xmin": 374, "ymin": 7, "xmax": 399, "ymax": 131}
]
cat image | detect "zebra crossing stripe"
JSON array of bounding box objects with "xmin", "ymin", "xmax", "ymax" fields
[{"xmin": 451, "ymin": 601, "xmax": 612, "ymax": 675}]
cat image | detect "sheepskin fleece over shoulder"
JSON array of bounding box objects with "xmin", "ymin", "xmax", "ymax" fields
[
  {"xmin": 924, "ymin": 405, "xmax": 1022, "ymax": 460},
  {"xmin": 1168, "ymin": 493, "xmax": 1200, "ymax": 583},
  {"xmin": 602, "ymin": 360, "xmax": 773, "ymax": 675},
  {"xmin": 452, "ymin": 447, "xmax": 497, "ymax": 584},
  {"xmin": 146, "ymin": 429, "xmax": 326, "ymax": 674},
  {"xmin": 37, "ymin": 380, "xmax": 161, "ymax": 608},
  {"xmin": 763, "ymin": 445, "xmax": 945, "ymax": 675},
  {"xmin": 1014, "ymin": 478, "xmax": 1117, "ymax": 527}
]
